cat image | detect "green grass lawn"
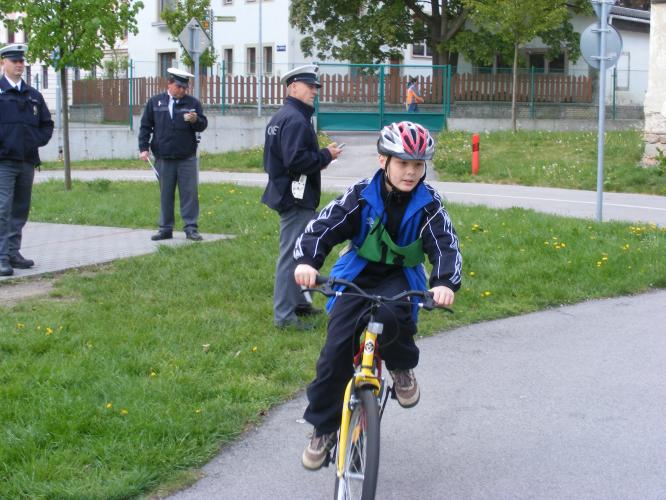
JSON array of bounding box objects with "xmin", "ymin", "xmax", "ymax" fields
[
  {"xmin": 433, "ymin": 130, "xmax": 666, "ymax": 195},
  {"xmin": 39, "ymin": 133, "xmax": 334, "ymax": 173},
  {"xmin": 1, "ymin": 180, "xmax": 665, "ymax": 498}
]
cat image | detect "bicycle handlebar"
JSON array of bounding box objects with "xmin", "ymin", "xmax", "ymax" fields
[{"xmin": 307, "ymin": 275, "xmax": 453, "ymax": 313}]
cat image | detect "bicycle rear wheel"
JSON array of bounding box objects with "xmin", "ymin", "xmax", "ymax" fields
[{"xmin": 334, "ymin": 387, "xmax": 380, "ymax": 500}]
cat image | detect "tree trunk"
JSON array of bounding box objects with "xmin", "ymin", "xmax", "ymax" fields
[
  {"xmin": 60, "ymin": 68, "xmax": 72, "ymax": 191},
  {"xmin": 511, "ymin": 43, "xmax": 518, "ymax": 133}
]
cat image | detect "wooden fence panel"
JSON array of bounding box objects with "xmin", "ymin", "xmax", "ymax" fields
[{"xmin": 71, "ymin": 71, "xmax": 595, "ymax": 117}]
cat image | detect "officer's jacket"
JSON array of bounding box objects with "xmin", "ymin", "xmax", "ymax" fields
[
  {"xmin": 294, "ymin": 169, "xmax": 463, "ymax": 319},
  {"xmin": 0, "ymin": 77, "xmax": 54, "ymax": 165},
  {"xmin": 261, "ymin": 96, "xmax": 333, "ymax": 213},
  {"xmin": 138, "ymin": 92, "xmax": 207, "ymax": 160}
]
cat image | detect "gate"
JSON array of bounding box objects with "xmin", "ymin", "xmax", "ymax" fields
[{"xmin": 315, "ymin": 64, "xmax": 450, "ymax": 132}]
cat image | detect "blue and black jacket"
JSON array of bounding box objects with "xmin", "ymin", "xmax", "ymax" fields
[
  {"xmin": 261, "ymin": 96, "xmax": 333, "ymax": 213},
  {"xmin": 0, "ymin": 77, "xmax": 53, "ymax": 166},
  {"xmin": 138, "ymin": 92, "xmax": 207, "ymax": 160},
  {"xmin": 294, "ymin": 169, "xmax": 463, "ymax": 319}
]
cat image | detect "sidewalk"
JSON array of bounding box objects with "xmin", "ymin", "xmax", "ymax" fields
[
  {"xmin": 0, "ymin": 222, "xmax": 230, "ymax": 282},
  {"xmin": 36, "ymin": 168, "xmax": 666, "ymax": 226}
]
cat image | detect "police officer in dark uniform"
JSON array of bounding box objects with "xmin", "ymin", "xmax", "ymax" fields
[
  {"xmin": 0, "ymin": 43, "xmax": 54, "ymax": 276},
  {"xmin": 261, "ymin": 64, "xmax": 342, "ymax": 329},
  {"xmin": 139, "ymin": 67, "xmax": 208, "ymax": 241}
]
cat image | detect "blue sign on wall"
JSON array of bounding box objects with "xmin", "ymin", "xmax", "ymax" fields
[{"xmin": 277, "ymin": 45, "xmax": 286, "ymax": 52}]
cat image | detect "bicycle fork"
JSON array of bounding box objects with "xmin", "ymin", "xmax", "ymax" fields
[{"xmin": 336, "ymin": 321, "xmax": 383, "ymax": 479}]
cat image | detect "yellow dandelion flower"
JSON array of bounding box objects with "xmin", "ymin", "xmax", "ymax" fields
[
  {"xmin": 150, "ymin": 371, "xmax": 157, "ymax": 378},
  {"xmin": 195, "ymin": 408, "xmax": 202, "ymax": 414},
  {"xmin": 16, "ymin": 323, "xmax": 25, "ymax": 329},
  {"xmin": 106, "ymin": 403, "xmax": 113, "ymax": 409},
  {"xmin": 482, "ymin": 291, "xmax": 491, "ymax": 297},
  {"xmin": 46, "ymin": 327, "xmax": 54, "ymax": 335},
  {"xmin": 120, "ymin": 409, "xmax": 128, "ymax": 416},
  {"xmin": 252, "ymin": 346, "xmax": 258, "ymax": 352},
  {"xmin": 468, "ymin": 271, "xmax": 476, "ymax": 277}
]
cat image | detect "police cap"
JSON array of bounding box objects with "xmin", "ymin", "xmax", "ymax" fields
[
  {"xmin": 0, "ymin": 43, "xmax": 28, "ymax": 61},
  {"xmin": 167, "ymin": 67, "xmax": 194, "ymax": 87},
  {"xmin": 280, "ymin": 64, "xmax": 321, "ymax": 88}
]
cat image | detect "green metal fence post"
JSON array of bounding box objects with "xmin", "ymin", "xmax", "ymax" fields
[
  {"xmin": 612, "ymin": 67, "xmax": 617, "ymax": 120},
  {"xmin": 530, "ymin": 66, "xmax": 535, "ymax": 119},
  {"xmin": 128, "ymin": 59, "xmax": 133, "ymax": 130},
  {"xmin": 445, "ymin": 64, "xmax": 451, "ymax": 121},
  {"xmin": 379, "ymin": 65, "xmax": 385, "ymax": 129},
  {"xmin": 221, "ymin": 61, "xmax": 226, "ymax": 115}
]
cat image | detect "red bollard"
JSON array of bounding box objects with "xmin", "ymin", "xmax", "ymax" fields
[{"xmin": 471, "ymin": 134, "xmax": 480, "ymax": 176}]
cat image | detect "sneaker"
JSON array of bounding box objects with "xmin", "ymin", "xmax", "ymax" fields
[
  {"xmin": 302, "ymin": 430, "xmax": 336, "ymax": 470},
  {"xmin": 389, "ymin": 369, "xmax": 420, "ymax": 408}
]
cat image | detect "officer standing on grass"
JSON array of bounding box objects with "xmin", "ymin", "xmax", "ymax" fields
[
  {"xmin": 261, "ymin": 64, "xmax": 343, "ymax": 330},
  {"xmin": 0, "ymin": 43, "xmax": 54, "ymax": 277},
  {"xmin": 139, "ymin": 67, "xmax": 207, "ymax": 242}
]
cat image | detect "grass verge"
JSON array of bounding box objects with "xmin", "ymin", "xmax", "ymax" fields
[
  {"xmin": 1, "ymin": 179, "xmax": 664, "ymax": 498},
  {"xmin": 39, "ymin": 133, "xmax": 333, "ymax": 173},
  {"xmin": 434, "ymin": 130, "xmax": 666, "ymax": 195}
]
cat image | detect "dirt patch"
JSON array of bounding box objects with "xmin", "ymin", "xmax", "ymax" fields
[{"xmin": 0, "ymin": 278, "xmax": 56, "ymax": 307}]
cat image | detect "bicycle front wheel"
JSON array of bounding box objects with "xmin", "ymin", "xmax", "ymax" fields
[{"xmin": 334, "ymin": 387, "xmax": 380, "ymax": 500}]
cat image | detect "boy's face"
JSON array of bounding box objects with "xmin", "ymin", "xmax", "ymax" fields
[{"xmin": 379, "ymin": 155, "xmax": 425, "ymax": 192}]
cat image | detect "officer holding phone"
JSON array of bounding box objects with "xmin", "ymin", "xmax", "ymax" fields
[
  {"xmin": 262, "ymin": 64, "xmax": 343, "ymax": 330},
  {"xmin": 139, "ymin": 67, "xmax": 207, "ymax": 241}
]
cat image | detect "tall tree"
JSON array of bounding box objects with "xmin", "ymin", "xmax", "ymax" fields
[
  {"xmin": 464, "ymin": 0, "xmax": 570, "ymax": 132},
  {"xmin": 1, "ymin": 0, "xmax": 143, "ymax": 190},
  {"xmin": 160, "ymin": 0, "xmax": 216, "ymax": 71},
  {"xmin": 289, "ymin": 0, "xmax": 468, "ymax": 66}
]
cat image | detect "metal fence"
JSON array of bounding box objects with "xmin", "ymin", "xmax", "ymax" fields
[{"xmin": 67, "ymin": 61, "xmax": 647, "ymax": 128}]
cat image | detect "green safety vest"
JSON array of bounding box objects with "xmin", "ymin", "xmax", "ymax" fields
[{"xmin": 356, "ymin": 217, "xmax": 424, "ymax": 267}]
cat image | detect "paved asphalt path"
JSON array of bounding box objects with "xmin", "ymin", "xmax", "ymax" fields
[
  {"xmin": 36, "ymin": 132, "xmax": 666, "ymax": 227},
  {"xmin": 170, "ymin": 290, "xmax": 666, "ymax": 500}
]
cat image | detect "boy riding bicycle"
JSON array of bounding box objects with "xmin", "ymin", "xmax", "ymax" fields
[{"xmin": 293, "ymin": 121, "xmax": 463, "ymax": 470}]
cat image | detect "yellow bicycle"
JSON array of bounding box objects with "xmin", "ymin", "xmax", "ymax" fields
[{"xmin": 307, "ymin": 276, "xmax": 447, "ymax": 500}]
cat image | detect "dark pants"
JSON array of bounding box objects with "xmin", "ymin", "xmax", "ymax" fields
[
  {"xmin": 0, "ymin": 161, "xmax": 34, "ymax": 262},
  {"xmin": 156, "ymin": 157, "xmax": 199, "ymax": 232},
  {"xmin": 274, "ymin": 206, "xmax": 316, "ymax": 325},
  {"xmin": 303, "ymin": 272, "xmax": 419, "ymax": 433}
]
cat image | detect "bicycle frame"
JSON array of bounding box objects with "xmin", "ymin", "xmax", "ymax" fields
[{"xmin": 336, "ymin": 320, "xmax": 383, "ymax": 479}]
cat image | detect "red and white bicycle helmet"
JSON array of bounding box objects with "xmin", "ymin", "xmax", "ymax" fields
[{"xmin": 377, "ymin": 121, "xmax": 435, "ymax": 161}]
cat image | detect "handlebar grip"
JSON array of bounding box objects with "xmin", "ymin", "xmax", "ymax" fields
[{"xmin": 315, "ymin": 275, "xmax": 329, "ymax": 285}]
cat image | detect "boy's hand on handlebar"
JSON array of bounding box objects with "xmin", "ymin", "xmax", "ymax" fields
[
  {"xmin": 429, "ymin": 285, "xmax": 455, "ymax": 307},
  {"xmin": 294, "ymin": 264, "xmax": 319, "ymax": 288}
]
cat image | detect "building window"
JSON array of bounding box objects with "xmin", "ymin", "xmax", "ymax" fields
[
  {"xmin": 158, "ymin": 52, "xmax": 176, "ymax": 78},
  {"xmin": 263, "ymin": 46, "xmax": 273, "ymax": 74},
  {"xmin": 412, "ymin": 39, "xmax": 432, "ymax": 58},
  {"xmin": 223, "ymin": 0, "xmax": 233, "ymax": 4},
  {"xmin": 224, "ymin": 48, "xmax": 233, "ymax": 74},
  {"xmin": 247, "ymin": 47, "xmax": 256, "ymax": 74},
  {"xmin": 74, "ymin": 68, "xmax": 81, "ymax": 80},
  {"xmin": 526, "ymin": 51, "xmax": 566, "ymax": 74},
  {"xmin": 158, "ymin": 0, "xmax": 176, "ymax": 20},
  {"xmin": 42, "ymin": 66, "xmax": 49, "ymax": 89},
  {"xmin": 25, "ymin": 65, "xmax": 31, "ymax": 86},
  {"xmin": 7, "ymin": 25, "xmax": 15, "ymax": 44}
]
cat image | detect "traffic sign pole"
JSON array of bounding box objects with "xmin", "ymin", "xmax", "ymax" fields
[{"xmin": 594, "ymin": 0, "xmax": 610, "ymax": 222}]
